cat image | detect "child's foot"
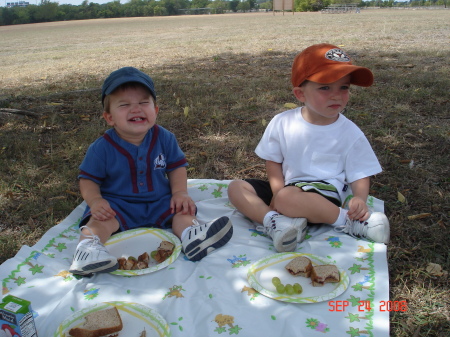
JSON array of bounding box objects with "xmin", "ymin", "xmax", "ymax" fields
[
  {"xmin": 290, "ymin": 217, "xmax": 308, "ymax": 243},
  {"xmin": 263, "ymin": 214, "xmax": 298, "ymax": 252},
  {"xmin": 69, "ymin": 226, "xmax": 118, "ymax": 275},
  {"xmin": 182, "ymin": 216, "xmax": 233, "ymax": 262},
  {"xmin": 336, "ymin": 212, "xmax": 390, "ymax": 244}
]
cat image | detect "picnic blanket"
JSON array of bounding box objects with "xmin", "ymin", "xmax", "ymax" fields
[{"xmin": 1, "ymin": 179, "xmax": 389, "ymax": 336}]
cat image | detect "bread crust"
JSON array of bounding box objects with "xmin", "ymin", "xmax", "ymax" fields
[
  {"xmin": 68, "ymin": 307, "xmax": 123, "ymax": 337},
  {"xmin": 310, "ymin": 265, "xmax": 340, "ymax": 287},
  {"xmin": 285, "ymin": 256, "xmax": 313, "ymax": 277}
]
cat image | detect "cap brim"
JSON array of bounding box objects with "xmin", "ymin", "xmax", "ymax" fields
[
  {"xmin": 104, "ymin": 78, "xmax": 154, "ymax": 97},
  {"xmin": 307, "ymin": 65, "xmax": 373, "ymax": 87}
]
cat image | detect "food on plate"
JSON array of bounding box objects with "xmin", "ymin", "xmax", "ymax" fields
[
  {"xmin": 272, "ymin": 277, "xmax": 303, "ymax": 295},
  {"xmin": 118, "ymin": 252, "xmax": 151, "ymax": 270},
  {"xmin": 153, "ymin": 240, "xmax": 175, "ymax": 263},
  {"xmin": 116, "ymin": 240, "xmax": 174, "ymax": 270},
  {"xmin": 293, "ymin": 282, "xmax": 303, "ymax": 294},
  {"xmin": 271, "ymin": 277, "xmax": 281, "ymax": 287},
  {"xmin": 275, "ymin": 284, "xmax": 285, "ymax": 294},
  {"xmin": 285, "ymin": 256, "xmax": 313, "ymax": 277},
  {"xmin": 68, "ymin": 306, "xmax": 123, "ymax": 337},
  {"xmin": 310, "ymin": 264, "xmax": 340, "ymax": 287}
]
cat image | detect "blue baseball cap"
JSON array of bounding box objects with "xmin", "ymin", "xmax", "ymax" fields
[{"xmin": 101, "ymin": 67, "xmax": 156, "ymax": 105}]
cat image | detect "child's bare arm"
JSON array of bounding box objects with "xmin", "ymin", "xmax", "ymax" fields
[
  {"xmin": 266, "ymin": 160, "xmax": 284, "ymax": 210},
  {"xmin": 348, "ymin": 177, "xmax": 370, "ymax": 221},
  {"xmin": 167, "ymin": 167, "xmax": 196, "ymax": 216},
  {"xmin": 79, "ymin": 178, "xmax": 116, "ymax": 221}
]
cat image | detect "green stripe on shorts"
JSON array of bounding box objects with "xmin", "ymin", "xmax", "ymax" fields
[{"xmin": 289, "ymin": 181, "xmax": 342, "ymax": 207}]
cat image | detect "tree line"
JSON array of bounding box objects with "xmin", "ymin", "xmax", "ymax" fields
[{"xmin": 0, "ymin": 0, "xmax": 446, "ymax": 26}]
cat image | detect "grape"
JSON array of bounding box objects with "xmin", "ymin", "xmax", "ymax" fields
[
  {"xmin": 285, "ymin": 284, "xmax": 295, "ymax": 295},
  {"xmin": 150, "ymin": 250, "xmax": 157, "ymax": 259},
  {"xmin": 293, "ymin": 283, "xmax": 303, "ymax": 294},
  {"xmin": 272, "ymin": 277, "xmax": 281, "ymax": 287},
  {"xmin": 276, "ymin": 284, "xmax": 285, "ymax": 294}
]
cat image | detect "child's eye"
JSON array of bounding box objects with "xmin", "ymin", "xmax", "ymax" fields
[
  {"xmin": 140, "ymin": 101, "xmax": 150, "ymax": 105},
  {"xmin": 119, "ymin": 103, "xmax": 129, "ymax": 107},
  {"xmin": 318, "ymin": 86, "xmax": 330, "ymax": 91},
  {"xmin": 341, "ymin": 86, "xmax": 350, "ymax": 90}
]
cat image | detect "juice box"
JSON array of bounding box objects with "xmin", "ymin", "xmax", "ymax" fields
[{"xmin": 0, "ymin": 295, "xmax": 38, "ymax": 337}]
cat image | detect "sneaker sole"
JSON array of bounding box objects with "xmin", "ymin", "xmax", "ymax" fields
[
  {"xmin": 184, "ymin": 217, "xmax": 233, "ymax": 262},
  {"xmin": 274, "ymin": 226, "xmax": 298, "ymax": 252},
  {"xmin": 293, "ymin": 218, "xmax": 308, "ymax": 243},
  {"xmin": 69, "ymin": 260, "xmax": 119, "ymax": 275}
]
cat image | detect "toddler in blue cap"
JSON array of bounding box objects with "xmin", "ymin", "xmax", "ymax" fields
[{"xmin": 69, "ymin": 67, "xmax": 233, "ymax": 275}]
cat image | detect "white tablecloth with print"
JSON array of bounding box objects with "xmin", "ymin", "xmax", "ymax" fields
[{"xmin": 1, "ymin": 179, "xmax": 389, "ymax": 336}]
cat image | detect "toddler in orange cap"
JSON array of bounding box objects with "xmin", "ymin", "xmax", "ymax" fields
[{"xmin": 228, "ymin": 44, "xmax": 390, "ymax": 252}]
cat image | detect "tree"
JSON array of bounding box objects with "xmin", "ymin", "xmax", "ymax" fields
[
  {"xmin": 34, "ymin": 1, "xmax": 59, "ymax": 22},
  {"xmin": 191, "ymin": 0, "xmax": 210, "ymax": 8},
  {"xmin": 237, "ymin": 0, "xmax": 251, "ymax": 11},
  {"xmin": 229, "ymin": 0, "xmax": 240, "ymax": 12}
]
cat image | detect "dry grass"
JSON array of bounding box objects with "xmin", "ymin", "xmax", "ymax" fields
[{"xmin": 1, "ymin": 10, "xmax": 449, "ymax": 336}]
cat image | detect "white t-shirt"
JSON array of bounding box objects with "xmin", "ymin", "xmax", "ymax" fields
[{"xmin": 255, "ymin": 107, "xmax": 382, "ymax": 199}]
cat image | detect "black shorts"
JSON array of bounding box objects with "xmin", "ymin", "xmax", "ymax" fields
[
  {"xmin": 245, "ymin": 179, "xmax": 341, "ymax": 207},
  {"xmin": 244, "ymin": 179, "xmax": 273, "ymax": 206}
]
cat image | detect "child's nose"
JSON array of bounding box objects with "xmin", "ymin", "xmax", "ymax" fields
[
  {"xmin": 130, "ymin": 103, "xmax": 142, "ymax": 112},
  {"xmin": 330, "ymin": 89, "xmax": 342, "ymax": 99}
]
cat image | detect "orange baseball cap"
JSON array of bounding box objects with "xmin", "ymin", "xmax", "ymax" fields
[{"xmin": 291, "ymin": 43, "xmax": 373, "ymax": 88}]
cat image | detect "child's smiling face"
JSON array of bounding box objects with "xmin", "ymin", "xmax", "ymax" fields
[
  {"xmin": 293, "ymin": 75, "xmax": 351, "ymax": 126},
  {"xmin": 103, "ymin": 85, "xmax": 159, "ymax": 145}
]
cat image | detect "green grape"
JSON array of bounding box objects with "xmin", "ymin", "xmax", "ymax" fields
[
  {"xmin": 150, "ymin": 250, "xmax": 157, "ymax": 259},
  {"xmin": 276, "ymin": 284, "xmax": 285, "ymax": 294},
  {"xmin": 293, "ymin": 283, "xmax": 303, "ymax": 294},
  {"xmin": 285, "ymin": 284, "xmax": 295, "ymax": 295},
  {"xmin": 272, "ymin": 277, "xmax": 281, "ymax": 287}
]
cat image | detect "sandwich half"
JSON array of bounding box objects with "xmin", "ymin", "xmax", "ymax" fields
[
  {"xmin": 285, "ymin": 256, "xmax": 313, "ymax": 277},
  {"xmin": 310, "ymin": 265, "xmax": 340, "ymax": 287},
  {"xmin": 69, "ymin": 306, "xmax": 123, "ymax": 337}
]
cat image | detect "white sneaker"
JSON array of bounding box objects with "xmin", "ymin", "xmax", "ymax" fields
[
  {"xmin": 336, "ymin": 212, "xmax": 390, "ymax": 244},
  {"xmin": 291, "ymin": 217, "xmax": 308, "ymax": 243},
  {"xmin": 182, "ymin": 216, "xmax": 233, "ymax": 261},
  {"xmin": 262, "ymin": 214, "xmax": 298, "ymax": 252},
  {"xmin": 69, "ymin": 226, "xmax": 118, "ymax": 275}
]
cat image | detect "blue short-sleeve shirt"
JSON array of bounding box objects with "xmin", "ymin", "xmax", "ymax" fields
[{"xmin": 78, "ymin": 125, "xmax": 187, "ymax": 229}]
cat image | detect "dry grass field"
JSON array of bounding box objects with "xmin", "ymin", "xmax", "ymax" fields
[{"xmin": 1, "ymin": 9, "xmax": 449, "ymax": 336}]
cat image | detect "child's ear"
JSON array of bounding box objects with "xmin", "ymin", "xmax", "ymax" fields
[
  {"xmin": 292, "ymin": 87, "xmax": 306, "ymax": 103},
  {"xmin": 103, "ymin": 111, "xmax": 114, "ymax": 126}
]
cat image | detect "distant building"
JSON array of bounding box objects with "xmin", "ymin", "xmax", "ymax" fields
[{"xmin": 6, "ymin": 1, "xmax": 30, "ymax": 7}]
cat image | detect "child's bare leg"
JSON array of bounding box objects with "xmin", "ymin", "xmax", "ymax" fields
[
  {"xmin": 227, "ymin": 180, "xmax": 271, "ymax": 224},
  {"xmin": 173, "ymin": 213, "xmax": 233, "ymax": 262},
  {"xmin": 80, "ymin": 217, "xmax": 120, "ymax": 244},
  {"xmin": 275, "ymin": 186, "xmax": 390, "ymax": 243},
  {"xmin": 228, "ymin": 180, "xmax": 301, "ymax": 252},
  {"xmin": 171, "ymin": 213, "xmax": 196, "ymax": 238},
  {"xmin": 274, "ymin": 186, "xmax": 339, "ymax": 224}
]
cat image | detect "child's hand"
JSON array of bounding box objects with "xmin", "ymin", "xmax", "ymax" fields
[
  {"xmin": 347, "ymin": 197, "xmax": 370, "ymax": 221},
  {"xmin": 89, "ymin": 197, "xmax": 116, "ymax": 221},
  {"xmin": 170, "ymin": 191, "xmax": 196, "ymax": 216}
]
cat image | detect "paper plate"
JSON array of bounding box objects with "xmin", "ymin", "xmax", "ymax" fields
[
  {"xmin": 105, "ymin": 228, "xmax": 181, "ymax": 276},
  {"xmin": 53, "ymin": 301, "xmax": 171, "ymax": 337},
  {"xmin": 247, "ymin": 252, "xmax": 349, "ymax": 303}
]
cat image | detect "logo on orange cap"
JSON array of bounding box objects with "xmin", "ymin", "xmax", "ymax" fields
[{"xmin": 325, "ymin": 48, "xmax": 351, "ymax": 62}]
